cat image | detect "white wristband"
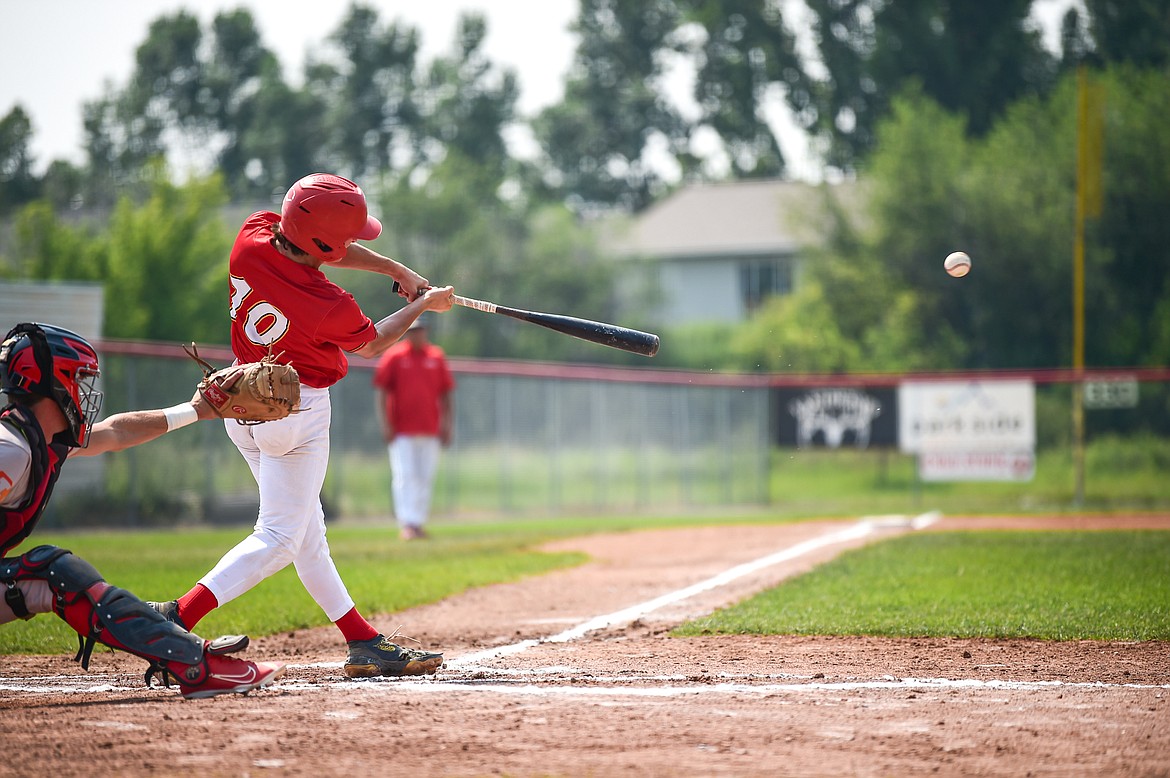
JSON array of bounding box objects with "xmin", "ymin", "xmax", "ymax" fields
[{"xmin": 163, "ymin": 402, "xmax": 199, "ymax": 431}]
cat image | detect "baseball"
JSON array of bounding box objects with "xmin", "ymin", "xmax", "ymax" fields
[{"xmin": 944, "ymin": 251, "xmax": 971, "ymax": 278}]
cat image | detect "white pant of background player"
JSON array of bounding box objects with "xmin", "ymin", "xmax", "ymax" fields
[{"xmin": 388, "ymin": 435, "xmax": 441, "ymax": 534}]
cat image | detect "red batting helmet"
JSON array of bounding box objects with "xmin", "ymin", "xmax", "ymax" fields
[
  {"xmin": 279, "ymin": 174, "xmax": 383, "ymax": 262},
  {"xmin": 0, "ymin": 323, "xmax": 103, "ymax": 448}
]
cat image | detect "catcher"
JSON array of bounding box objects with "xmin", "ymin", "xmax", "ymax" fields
[{"xmin": 0, "ymin": 322, "xmax": 286, "ymax": 699}]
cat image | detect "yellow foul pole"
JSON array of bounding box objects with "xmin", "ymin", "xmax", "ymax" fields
[{"xmin": 1073, "ymin": 65, "xmax": 1104, "ymax": 507}]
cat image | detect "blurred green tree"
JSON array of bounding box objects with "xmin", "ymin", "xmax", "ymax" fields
[
  {"xmin": 102, "ymin": 171, "xmax": 231, "ymax": 342},
  {"xmin": 533, "ymin": 0, "xmax": 689, "ymax": 212},
  {"xmin": 1082, "ymin": 0, "xmax": 1170, "ymax": 68},
  {"xmin": 5, "ymin": 173, "xmax": 230, "ymax": 343},
  {"xmin": 814, "ymin": 64, "xmax": 1170, "ymax": 371},
  {"xmin": 418, "ymin": 13, "xmax": 519, "ymax": 188},
  {"xmin": 308, "ymin": 5, "xmax": 424, "ymax": 179},
  {"xmin": 8, "ymin": 201, "xmax": 104, "ymax": 282},
  {"xmin": 81, "ymin": 12, "xmax": 199, "ymax": 204},
  {"xmin": 685, "ymin": 0, "xmax": 1059, "ymax": 174},
  {"xmin": 0, "ymin": 106, "xmax": 40, "ymax": 214},
  {"xmin": 683, "ymin": 0, "xmax": 802, "ymax": 179}
]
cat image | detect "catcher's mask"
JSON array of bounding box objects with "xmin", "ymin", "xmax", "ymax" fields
[
  {"xmin": 279, "ymin": 173, "xmax": 382, "ymax": 262},
  {"xmin": 0, "ymin": 322, "xmax": 103, "ymax": 448}
]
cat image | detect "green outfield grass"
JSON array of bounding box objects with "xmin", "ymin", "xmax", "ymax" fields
[
  {"xmin": 0, "ymin": 512, "xmax": 776, "ymax": 655},
  {"xmin": 5, "ymin": 519, "xmax": 1169, "ymax": 655},
  {"xmin": 675, "ymin": 530, "xmax": 1170, "ymax": 641},
  {"xmin": 767, "ymin": 436, "xmax": 1170, "ymax": 519}
]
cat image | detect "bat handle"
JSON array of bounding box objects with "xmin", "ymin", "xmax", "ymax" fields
[{"xmin": 393, "ymin": 282, "xmax": 488, "ymax": 312}]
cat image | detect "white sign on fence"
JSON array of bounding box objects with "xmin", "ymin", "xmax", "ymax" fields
[
  {"xmin": 898, "ymin": 379, "xmax": 1036, "ymax": 453},
  {"xmin": 918, "ymin": 450, "xmax": 1036, "ymax": 482},
  {"xmin": 1083, "ymin": 378, "xmax": 1139, "ymax": 409}
]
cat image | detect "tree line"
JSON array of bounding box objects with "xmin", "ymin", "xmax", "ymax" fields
[{"xmin": 1, "ymin": 0, "xmax": 1168, "ymax": 372}]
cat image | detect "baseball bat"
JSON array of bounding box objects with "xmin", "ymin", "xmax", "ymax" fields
[{"xmin": 394, "ymin": 283, "xmax": 660, "ymax": 357}]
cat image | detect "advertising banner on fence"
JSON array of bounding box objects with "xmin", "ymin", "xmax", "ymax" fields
[
  {"xmin": 898, "ymin": 380, "xmax": 1035, "ymax": 453},
  {"xmin": 898, "ymin": 379, "xmax": 1036, "ymax": 482},
  {"xmin": 918, "ymin": 450, "xmax": 1036, "ymax": 482},
  {"xmin": 774, "ymin": 386, "xmax": 898, "ymax": 449}
]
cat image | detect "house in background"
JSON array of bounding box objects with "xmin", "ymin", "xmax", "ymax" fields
[{"xmin": 604, "ymin": 178, "xmax": 858, "ymax": 327}]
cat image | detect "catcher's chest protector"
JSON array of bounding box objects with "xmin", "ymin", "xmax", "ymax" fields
[{"xmin": 0, "ymin": 405, "xmax": 69, "ymax": 556}]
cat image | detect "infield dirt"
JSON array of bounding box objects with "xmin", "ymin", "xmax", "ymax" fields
[{"xmin": 2, "ymin": 514, "xmax": 1167, "ymax": 777}]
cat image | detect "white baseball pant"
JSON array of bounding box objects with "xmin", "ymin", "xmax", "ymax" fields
[
  {"xmin": 200, "ymin": 385, "xmax": 355, "ymax": 621},
  {"xmin": 388, "ymin": 435, "xmax": 441, "ymax": 528}
]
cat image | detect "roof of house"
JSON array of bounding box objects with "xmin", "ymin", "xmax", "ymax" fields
[{"xmin": 604, "ymin": 178, "xmax": 860, "ymax": 259}]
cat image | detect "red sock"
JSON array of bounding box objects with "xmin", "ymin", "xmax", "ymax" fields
[
  {"xmin": 175, "ymin": 584, "xmax": 219, "ymax": 629},
  {"xmin": 335, "ymin": 607, "xmax": 378, "ymax": 642}
]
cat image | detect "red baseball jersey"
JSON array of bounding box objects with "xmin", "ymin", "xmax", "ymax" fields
[
  {"xmin": 373, "ymin": 341, "xmax": 455, "ymax": 435},
  {"xmin": 228, "ymin": 212, "xmax": 377, "ymax": 388}
]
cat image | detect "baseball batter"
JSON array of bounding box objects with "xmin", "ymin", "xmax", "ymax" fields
[
  {"xmin": 150, "ymin": 173, "xmax": 453, "ymax": 678},
  {"xmin": 0, "ymin": 323, "xmax": 285, "ymax": 699}
]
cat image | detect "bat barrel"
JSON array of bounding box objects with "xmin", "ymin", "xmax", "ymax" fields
[
  {"xmin": 502, "ymin": 307, "xmax": 660, "ymax": 357},
  {"xmin": 396, "ymin": 283, "xmax": 660, "ymax": 357}
]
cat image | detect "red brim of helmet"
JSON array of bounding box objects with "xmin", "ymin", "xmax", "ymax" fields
[{"xmin": 356, "ymin": 214, "xmax": 382, "ymax": 241}]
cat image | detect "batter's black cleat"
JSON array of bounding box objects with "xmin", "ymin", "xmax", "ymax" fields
[
  {"xmin": 147, "ymin": 599, "xmax": 189, "ymax": 631},
  {"xmin": 344, "ymin": 634, "xmax": 443, "ymax": 678}
]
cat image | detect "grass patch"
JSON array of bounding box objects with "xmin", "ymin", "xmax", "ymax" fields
[
  {"xmin": 769, "ymin": 442, "xmax": 1170, "ymax": 519},
  {"xmin": 675, "ymin": 530, "xmax": 1170, "ymax": 641},
  {"xmin": 8, "ymin": 517, "xmax": 1170, "ymax": 656},
  {"xmin": 0, "ymin": 511, "xmax": 792, "ymax": 655}
]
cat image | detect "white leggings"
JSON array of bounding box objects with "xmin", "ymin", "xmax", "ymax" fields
[
  {"xmin": 0, "ymin": 579, "xmax": 53, "ymax": 625},
  {"xmin": 199, "ymin": 386, "xmax": 355, "ymax": 622}
]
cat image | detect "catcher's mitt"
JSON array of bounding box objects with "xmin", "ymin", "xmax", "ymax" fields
[{"xmin": 184, "ymin": 343, "xmax": 301, "ymax": 424}]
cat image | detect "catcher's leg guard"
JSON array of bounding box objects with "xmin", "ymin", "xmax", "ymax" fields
[
  {"xmin": 11, "ymin": 545, "xmax": 204, "ymax": 667},
  {"xmin": 6, "ymin": 546, "xmax": 282, "ymax": 698}
]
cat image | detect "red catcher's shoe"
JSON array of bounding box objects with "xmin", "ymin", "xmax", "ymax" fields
[{"xmin": 177, "ymin": 648, "xmax": 286, "ymax": 699}]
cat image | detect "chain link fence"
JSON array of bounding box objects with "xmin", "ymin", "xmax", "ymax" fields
[
  {"xmin": 42, "ymin": 345, "xmax": 771, "ymax": 527},
  {"xmin": 37, "ymin": 341, "xmax": 1170, "ymax": 529}
]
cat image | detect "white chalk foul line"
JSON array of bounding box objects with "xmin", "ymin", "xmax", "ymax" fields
[
  {"xmin": 6, "ymin": 670, "xmax": 1168, "ymax": 699},
  {"xmin": 0, "ymin": 514, "xmax": 943, "ymax": 697},
  {"xmin": 447, "ymin": 516, "xmax": 912, "ymax": 669},
  {"xmin": 274, "ymin": 674, "xmax": 1170, "ymax": 699}
]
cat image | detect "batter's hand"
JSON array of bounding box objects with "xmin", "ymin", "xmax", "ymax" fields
[
  {"xmin": 394, "ymin": 269, "xmax": 429, "ymax": 301},
  {"xmin": 420, "ymin": 285, "xmax": 455, "ymax": 312}
]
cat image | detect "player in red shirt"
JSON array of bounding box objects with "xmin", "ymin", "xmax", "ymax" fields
[
  {"xmin": 150, "ymin": 174, "xmax": 454, "ymax": 679},
  {"xmin": 373, "ymin": 316, "xmax": 455, "ymax": 540}
]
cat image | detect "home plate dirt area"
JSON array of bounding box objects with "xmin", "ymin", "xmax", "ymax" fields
[{"xmin": 2, "ymin": 515, "xmax": 1168, "ymax": 777}]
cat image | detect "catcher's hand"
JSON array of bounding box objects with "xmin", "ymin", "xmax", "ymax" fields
[{"xmin": 185, "ymin": 344, "xmax": 301, "ymax": 424}]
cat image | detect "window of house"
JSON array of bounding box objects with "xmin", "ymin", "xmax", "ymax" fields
[{"xmin": 740, "ymin": 256, "xmax": 793, "ymax": 311}]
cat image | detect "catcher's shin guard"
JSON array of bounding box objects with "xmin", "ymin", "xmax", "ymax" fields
[
  {"xmin": 9, "ymin": 545, "xmax": 205, "ymax": 673},
  {"xmin": 5, "ymin": 545, "xmax": 275, "ymax": 697}
]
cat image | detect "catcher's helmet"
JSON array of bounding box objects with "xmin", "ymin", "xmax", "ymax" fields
[
  {"xmin": 279, "ymin": 173, "xmax": 382, "ymax": 262},
  {"xmin": 0, "ymin": 322, "xmax": 103, "ymax": 448}
]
